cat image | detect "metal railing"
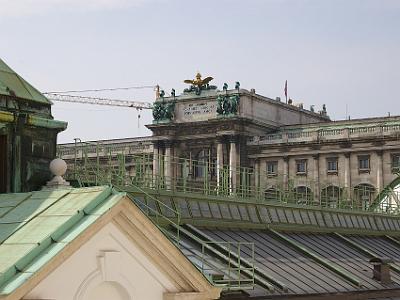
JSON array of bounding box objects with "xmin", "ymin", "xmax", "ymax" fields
[
  {"xmin": 59, "ymin": 140, "xmax": 400, "ymax": 215},
  {"xmin": 199, "ymin": 241, "xmax": 255, "ymax": 289},
  {"xmin": 67, "ymin": 140, "xmax": 256, "ymax": 291}
]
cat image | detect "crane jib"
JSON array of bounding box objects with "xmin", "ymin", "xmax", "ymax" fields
[{"xmin": 44, "ymin": 93, "xmax": 153, "ymax": 110}]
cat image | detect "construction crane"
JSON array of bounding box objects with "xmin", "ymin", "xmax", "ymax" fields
[{"xmin": 44, "ymin": 93, "xmax": 153, "ymax": 110}]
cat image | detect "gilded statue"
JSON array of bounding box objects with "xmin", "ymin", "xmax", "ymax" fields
[
  {"xmin": 183, "ymin": 72, "xmax": 217, "ymax": 95},
  {"xmin": 184, "ymin": 72, "xmax": 213, "ymax": 88}
]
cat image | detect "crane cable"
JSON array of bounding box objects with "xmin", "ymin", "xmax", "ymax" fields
[{"xmin": 45, "ymin": 84, "xmax": 157, "ymax": 94}]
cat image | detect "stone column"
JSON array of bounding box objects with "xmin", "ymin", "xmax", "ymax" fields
[
  {"xmin": 283, "ymin": 156, "xmax": 289, "ymax": 190},
  {"xmin": 216, "ymin": 138, "xmax": 224, "ymax": 191},
  {"xmin": 229, "ymin": 136, "xmax": 237, "ymax": 195},
  {"xmin": 344, "ymin": 153, "xmax": 351, "ymax": 199},
  {"xmin": 313, "ymin": 154, "xmax": 320, "ymax": 204},
  {"xmin": 164, "ymin": 141, "xmax": 173, "ymax": 190},
  {"xmin": 376, "ymin": 150, "xmax": 384, "ymax": 192},
  {"xmin": 152, "ymin": 141, "xmax": 159, "ymax": 187}
]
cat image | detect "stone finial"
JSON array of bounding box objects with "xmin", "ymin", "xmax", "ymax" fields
[{"xmin": 45, "ymin": 158, "xmax": 70, "ymax": 189}]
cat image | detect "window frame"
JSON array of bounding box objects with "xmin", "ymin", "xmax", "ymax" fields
[
  {"xmin": 266, "ymin": 161, "xmax": 278, "ymax": 177},
  {"xmin": 391, "ymin": 153, "xmax": 400, "ymax": 174},
  {"xmin": 326, "ymin": 157, "xmax": 338, "ymax": 175},
  {"xmin": 358, "ymin": 155, "xmax": 371, "ymax": 174},
  {"xmin": 295, "ymin": 159, "xmax": 307, "ymax": 175}
]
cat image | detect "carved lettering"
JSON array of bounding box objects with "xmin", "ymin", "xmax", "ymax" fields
[{"xmin": 181, "ymin": 102, "xmax": 216, "ymax": 121}]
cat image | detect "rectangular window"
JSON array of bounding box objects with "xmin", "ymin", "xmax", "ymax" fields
[
  {"xmin": 358, "ymin": 155, "xmax": 370, "ymax": 173},
  {"xmin": 392, "ymin": 154, "xmax": 400, "ymax": 173},
  {"xmin": 267, "ymin": 161, "xmax": 278, "ymax": 176},
  {"xmin": 296, "ymin": 159, "xmax": 307, "ymax": 175},
  {"xmin": 327, "ymin": 157, "xmax": 338, "ymax": 174}
]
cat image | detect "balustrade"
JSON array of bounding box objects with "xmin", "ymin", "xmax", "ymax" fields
[{"xmin": 248, "ymin": 122, "xmax": 400, "ymax": 146}]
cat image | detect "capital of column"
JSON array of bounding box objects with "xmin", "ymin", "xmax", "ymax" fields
[
  {"xmin": 216, "ymin": 136, "xmax": 225, "ymax": 144},
  {"xmin": 375, "ymin": 149, "xmax": 384, "ymax": 156},
  {"xmin": 312, "ymin": 153, "xmax": 319, "ymax": 160},
  {"xmin": 229, "ymin": 135, "xmax": 238, "ymax": 144},
  {"xmin": 283, "ymin": 155, "xmax": 290, "ymax": 162},
  {"xmin": 163, "ymin": 140, "xmax": 174, "ymax": 148},
  {"xmin": 344, "ymin": 152, "xmax": 351, "ymax": 158}
]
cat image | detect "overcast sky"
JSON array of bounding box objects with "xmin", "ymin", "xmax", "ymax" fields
[{"xmin": 1, "ymin": 0, "xmax": 399, "ymax": 143}]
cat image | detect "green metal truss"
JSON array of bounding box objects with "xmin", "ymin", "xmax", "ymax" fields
[{"xmin": 59, "ymin": 140, "xmax": 400, "ymax": 216}]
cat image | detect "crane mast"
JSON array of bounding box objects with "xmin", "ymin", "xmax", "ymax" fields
[{"xmin": 44, "ymin": 93, "xmax": 153, "ymax": 110}]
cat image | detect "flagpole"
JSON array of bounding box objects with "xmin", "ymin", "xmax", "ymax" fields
[{"xmin": 284, "ymin": 80, "xmax": 288, "ymax": 104}]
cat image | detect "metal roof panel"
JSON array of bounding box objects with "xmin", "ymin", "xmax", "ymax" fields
[
  {"xmin": 0, "ymin": 58, "xmax": 50, "ymax": 104},
  {"xmin": 0, "ymin": 186, "xmax": 125, "ymax": 295}
]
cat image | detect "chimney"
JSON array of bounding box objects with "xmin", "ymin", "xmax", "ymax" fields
[{"xmin": 370, "ymin": 257, "xmax": 392, "ymax": 283}]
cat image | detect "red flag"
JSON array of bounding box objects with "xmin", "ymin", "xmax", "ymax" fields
[{"xmin": 284, "ymin": 80, "xmax": 288, "ymax": 103}]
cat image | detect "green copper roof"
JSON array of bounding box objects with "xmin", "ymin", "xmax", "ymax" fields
[
  {"xmin": 0, "ymin": 58, "xmax": 51, "ymax": 105},
  {"xmin": 0, "ymin": 186, "xmax": 125, "ymax": 295}
]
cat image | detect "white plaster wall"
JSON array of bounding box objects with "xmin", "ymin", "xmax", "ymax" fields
[{"xmin": 24, "ymin": 222, "xmax": 178, "ymax": 300}]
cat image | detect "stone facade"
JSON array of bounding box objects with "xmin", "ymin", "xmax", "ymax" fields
[{"xmin": 58, "ymin": 84, "xmax": 400, "ymax": 207}]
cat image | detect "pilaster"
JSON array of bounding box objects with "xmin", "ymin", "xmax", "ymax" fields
[
  {"xmin": 312, "ymin": 154, "xmax": 320, "ymax": 204},
  {"xmin": 376, "ymin": 150, "xmax": 384, "ymax": 192},
  {"xmin": 216, "ymin": 137, "xmax": 224, "ymax": 191},
  {"xmin": 164, "ymin": 140, "xmax": 173, "ymax": 190},
  {"xmin": 229, "ymin": 136, "xmax": 238, "ymax": 195}
]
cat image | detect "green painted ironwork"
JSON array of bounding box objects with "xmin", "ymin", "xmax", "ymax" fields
[
  {"xmin": 370, "ymin": 172, "xmax": 400, "ymax": 212},
  {"xmin": 60, "ymin": 140, "xmax": 400, "ymax": 215},
  {"xmin": 184, "ymin": 224, "xmax": 288, "ymax": 292},
  {"xmin": 65, "ymin": 140, "xmax": 256, "ymax": 291},
  {"xmin": 173, "ymin": 223, "xmax": 257, "ymax": 291}
]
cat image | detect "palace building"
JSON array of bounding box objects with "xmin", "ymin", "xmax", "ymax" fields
[
  {"xmin": 3, "ymin": 61, "xmax": 400, "ymax": 300},
  {"xmin": 59, "ymin": 74, "xmax": 400, "ymax": 211}
]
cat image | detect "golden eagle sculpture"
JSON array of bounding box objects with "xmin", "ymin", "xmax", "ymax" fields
[{"xmin": 184, "ymin": 72, "xmax": 213, "ymax": 88}]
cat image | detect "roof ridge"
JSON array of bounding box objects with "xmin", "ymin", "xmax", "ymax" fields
[
  {"xmin": 0, "ymin": 186, "xmax": 116, "ymax": 290},
  {"xmin": 0, "ymin": 58, "xmax": 51, "ymax": 105}
]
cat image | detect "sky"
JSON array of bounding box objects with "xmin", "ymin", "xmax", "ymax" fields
[{"xmin": 0, "ymin": 0, "xmax": 399, "ymax": 143}]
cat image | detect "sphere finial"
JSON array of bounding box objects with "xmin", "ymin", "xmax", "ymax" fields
[{"xmin": 44, "ymin": 158, "xmax": 70, "ymax": 189}]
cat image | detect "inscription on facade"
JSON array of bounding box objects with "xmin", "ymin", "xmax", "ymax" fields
[{"xmin": 181, "ymin": 101, "xmax": 216, "ymax": 121}]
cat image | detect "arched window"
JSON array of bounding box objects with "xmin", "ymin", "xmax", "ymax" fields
[
  {"xmin": 320, "ymin": 185, "xmax": 342, "ymax": 208},
  {"xmin": 353, "ymin": 183, "xmax": 375, "ymax": 210},
  {"xmin": 293, "ymin": 186, "xmax": 313, "ymax": 204},
  {"xmin": 193, "ymin": 149, "xmax": 208, "ymax": 178}
]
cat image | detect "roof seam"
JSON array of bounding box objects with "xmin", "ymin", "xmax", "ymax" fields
[{"xmin": 0, "ymin": 190, "xmax": 71, "ymax": 246}]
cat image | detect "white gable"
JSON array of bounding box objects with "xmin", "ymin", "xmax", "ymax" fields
[{"xmin": 24, "ymin": 222, "xmax": 179, "ymax": 300}]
